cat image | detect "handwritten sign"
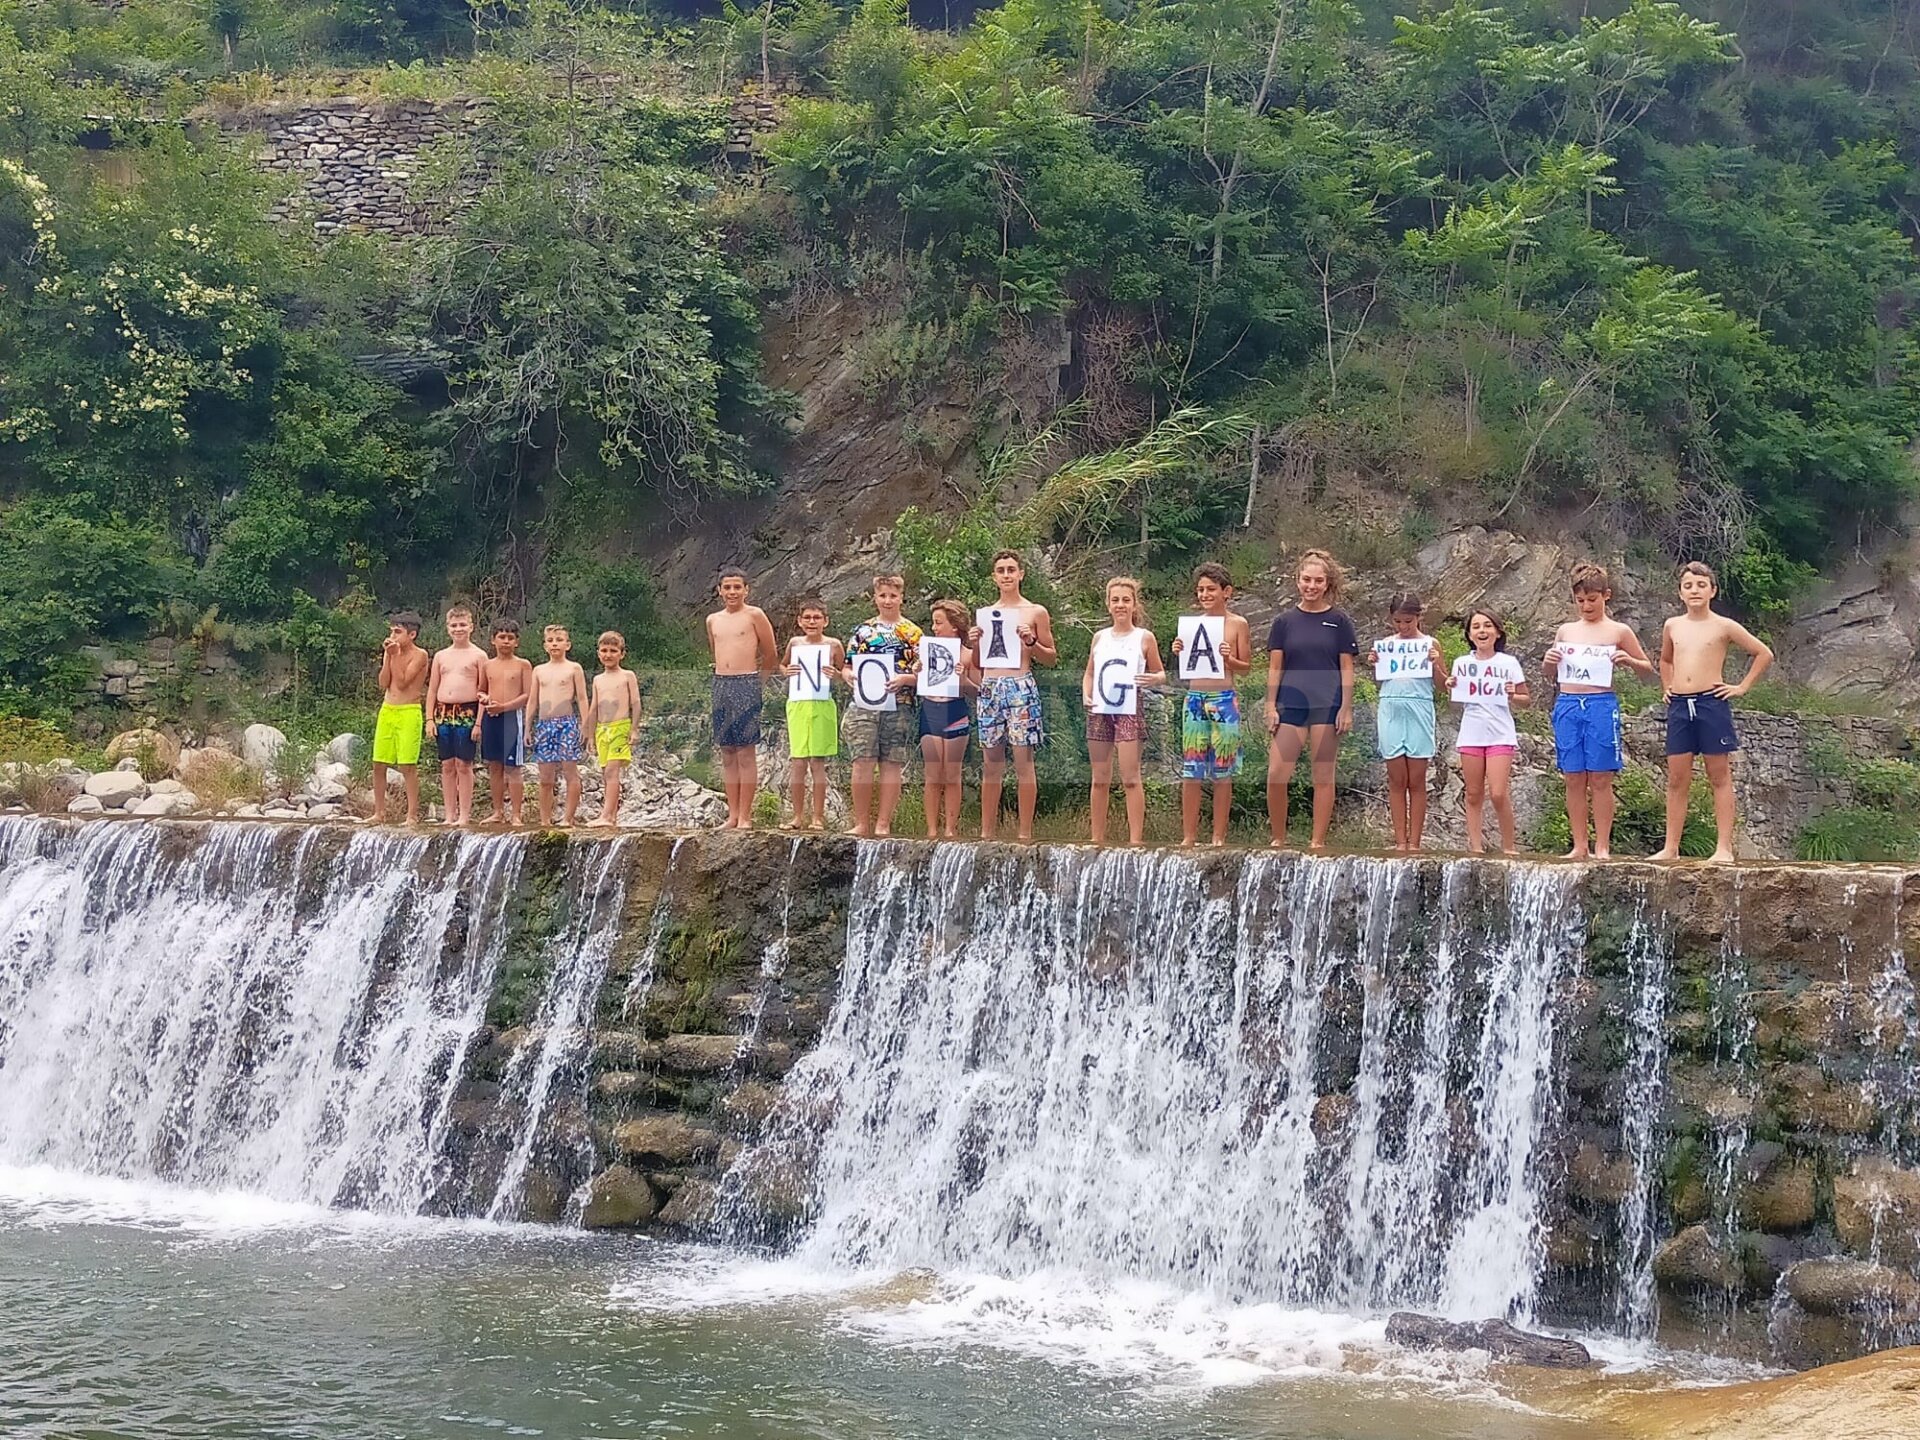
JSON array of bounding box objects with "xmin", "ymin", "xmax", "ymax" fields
[
  {"xmin": 1178, "ymin": 615, "xmax": 1225, "ymax": 681},
  {"xmin": 975, "ymin": 607, "xmax": 1025, "ymax": 671},
  {"xmin": 1451, "ymin": 655, "xmax": 1511, "ymax": 706},
  {"xmin": 1557, "ymin": 643, "xmax": 1615, "ymax": 688},
  {"xmin": 788, "ymin": 643, "xmax": 832, "ymax": 703},
  {"xmin": 1373, "ymin": 637, "xmax": 1433, "ymax": 681},
  {"xmin": 917, "ymin": 636, "xmax": 962, "ymax": 699},
  {"xmin": 850, "ymin": 653, "xmax": 897, "ymax": 712},
  {"xmin": 1091, "ymin": 634, "xmax": 1143, "ymax": 716}
]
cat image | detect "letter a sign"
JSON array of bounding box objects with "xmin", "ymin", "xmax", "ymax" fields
[{"xmin": 1178, "ymin": 615, "xmax": 1225, "ymax": 681}]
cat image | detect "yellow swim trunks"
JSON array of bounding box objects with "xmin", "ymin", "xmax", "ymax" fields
[
  {"xmin": 372, "ymin": 702, "xmax": 424, "ymax": 766},
  {"xmin": 596, "ymin": 718, "xmax": 633, "ymax": 766}
]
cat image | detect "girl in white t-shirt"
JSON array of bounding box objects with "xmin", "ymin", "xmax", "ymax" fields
[{"xmin": 1450, "ymin": 609, "xmax": 1531, "ymax": 854}]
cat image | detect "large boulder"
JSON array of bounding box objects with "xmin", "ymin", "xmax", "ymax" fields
[
  {"xmin": 82, "ymin": 770, "xmax": 146, "ymax": 809},
  {"xmin": 241, "ymin": 723, "xmax": 289, "ymax": 773},
  {"xmin": 579, "ymin": 1164, "xmax": 657, "ymax": 1229},
  {"xmin": 610, "ymin": 1112, "xmax": 718, "ymax": 1166},
  {"xmin": 66, "ymin": 794, "xmax": 104, "ymax": 815},
  {"xmin": 1833, "ymin": 1159, "xmax": 1920, "ymax": 1268},
  {"xmin": 322, "ymin": 733, "xmax": 363, "ymax": 764},
  {"xmin": 1654, "ymin": 1224, "xmax": 1743, "ymax": 1294},
  {"xmin": 1743, "ymin": 1158, "xmax": 1819, "ymax": 1234},
  {"xmin": 1782, "ymin": 1257, "xmax": 1920, "ymax": 1318},
  {"xmin": 126, "ymin": 790, "xmax": 199, "ymax": 817},
  {"xmin": 103, "ymin": 727, "xmax": 179, "ymax": 780},
  {"xmin": 1385, "ymin": 1313, "xmax": 1593, "ymax": 1369}
]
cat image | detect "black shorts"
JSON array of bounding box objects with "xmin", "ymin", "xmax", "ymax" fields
[
  {"xmin": 711, "ymin": 673, "xmax": 763, "ymax": 749},
  {"xmin": 1276, "ymin": 683, "xmax": 1344, "ymax": 730},
  {"xmin": 918, "ymin": 697, "xmax": 971, "ymax": 740},
  {"xmin": 479, "ymin": 710, "xmax": 524, "ymax": 766},
  {"xmin": 1666, "ymin": 692, "xmax": 1739, "ymax": 756}
]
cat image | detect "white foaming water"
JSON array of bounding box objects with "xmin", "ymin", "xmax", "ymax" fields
[
  {"xmin": 0, "ymin": 817, "xmax": 524, "ymax": 1211},
  {"xmin": 488, "ymin": 836, "xmax": 641, "ymax": 1220},
  {"xmin": 723, "ymin": 843, "xmax": 1582, "ymax": 1327},
  {"xmin": 1615, "ymin": 896, "xmax": 1671, "ymax": 1338}
]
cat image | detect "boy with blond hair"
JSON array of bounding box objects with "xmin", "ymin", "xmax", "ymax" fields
[
  {"xmin": 1545, "ymin": 562, "xmax": 1655, "ymax": 860},
  {"xmin": 526, "ymin": 623, "xmax": 590, "ymax": 827},
  {"xmin": 371, "ymin": 610, "xmax": 429, "ymax": 825},
  {"xmin": 424, "ymin": 602, "xmax": 486, "ymax": 826},
  {"xmin": 706, "ymin": 567, "xmax": 779, "ymax": 830},
  {"xmin": 587, "ymin": 631, "xmax": 642, "ymax": 828},
  {"xmin": 1653, "ymin": 561, "xmax": 1773, "ymax": 863},
  {"xmin": 842, "ymin": 573, "xmax": 922, "ymax": 837},
  {"xmin": 967, "ymin": 550, "xmax": 1056, "ymax": 842}
]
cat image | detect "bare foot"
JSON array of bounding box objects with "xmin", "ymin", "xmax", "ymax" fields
[
  {"xmin": 373, "ymin": 812, "xmax": 388, "ymax": 826},
  {"xmin": 1017, "ymin": 832, "xmax": 1033, "ymax": 843},
  {"xmin": 1563, "ymin": 847, "xmax": 1589, "ymax": 860},
  {"xmin": 1308, "ymin": 841, "xmax": 1326, "ymax": 853},
  {"xmin": 1594, "ymin": 849, "xmax": 1612, "ymax": 861},
  {"xmin": 1269, "ymin": 838, "xmax": 1288, "ymax": 849},
  {"xmin": 808, "ymin": 821, "xmax": 825, "ymax": 832},
  {"xmin": 1650, "ymin": 847, "xmax": 1680, "ymax": 862},
  {"xmin": 875, "ymin": 826, "xmax": 892, "ymax": 837},
  {"xmin": 587, "ymin": 816, "xmax": 616, "ymax": 828},
  {"xmin": 481, "ymin": 815, "xmax": 502, "ymax": 827},
  {"xmin": 1709, "ymin": 848, "xmax": 1736, "ymax": 864},
  {"xmin": 1180, "ymin": 838, "xmax": 1197, "ymax": 849},
  {"xmin": 852, "ymin": 826, "xmax": 871, "ymax": 838},
  {"xmin": 1501, "ymin": 847, "xmax": 1519, "ymax": 857}
]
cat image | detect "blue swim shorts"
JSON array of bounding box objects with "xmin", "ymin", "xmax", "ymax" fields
[
  {"xmin": 1553, "ymin": 691, "xmax": 1623, "ymax": 774},
  {"xmin": 1666, "ymin": 691, "xmax": 1740, "ymax": 757}
]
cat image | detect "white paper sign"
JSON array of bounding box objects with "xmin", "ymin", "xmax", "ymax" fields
[
  {"xmin": 917, "ymin": 636, "xmax": 962, "ymax": 699},
  {"xmin": 1090, "ymin": 634, "xmax": 1143, "ymax": 716},
  {"xmin": 1373, "ymin": 637, "xmax": 1433, "ymax": 681},
  {"xmin": 975, "ymin": 607, "xmax": 1025, "ymax": 671},
  {"xmin": 850, "ymin": 654, "xmax": 897, "ymax": 712},
  {"xmin": 1178, "ymin": 615, "xmax": 1225, "ymax": 681},
  {"xmin": 787, "ymin": 643, "xmax": 832, "ymax": 702},
  {"xmin": 1451, "ymin": 656, "xmax": 1511, "ymax": 706},
  {"xmin": 1557, "ymin": 643, "xmax": 1615, "ymax": 688}
]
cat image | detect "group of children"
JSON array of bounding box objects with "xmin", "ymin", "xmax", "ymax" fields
[{"xmin": 364, "ymin": 551, "xmax": 1774, "ymax": 861}]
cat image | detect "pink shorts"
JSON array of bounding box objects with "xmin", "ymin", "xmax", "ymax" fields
[{"xmin": 1459, "ymin": 744, "xmax": 1517, "ymax": 758}]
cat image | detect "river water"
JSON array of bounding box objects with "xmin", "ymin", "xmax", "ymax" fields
[{"xmin": 0, "ymin": 1165, "xmax": 1759, "ymax": 1440}]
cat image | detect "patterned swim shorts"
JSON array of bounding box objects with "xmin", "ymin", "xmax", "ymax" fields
[
  {"xmin": 1181, "ymin": 689, "xmax": 1242, "ymax": 780},
  {"xmin": 531, "ymin": 715, "xmax": 585, "ymax": 765},
  {"xmin": 978, "ymin": 674, "xmax": 1044, "ymax": 750}
]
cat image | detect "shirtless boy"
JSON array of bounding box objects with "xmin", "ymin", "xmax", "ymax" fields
[
  {"xmin": 371, "ymin": 610, "xmax": 429, "ymax": 824},
  {"xmin": 526, "ymin": 624, "xmax": 591, "ymax": 827},
  {"xmin": 424, "ymin": 603, "xmax": 487, "ymax": 826},
  {"xmin": 479, "ymin": 620, "xmax": 534, "ymax": 826},
  {"xmin": 1172, "ymin": 563, "xmax": 1254, "ymax": 847},
  {"xmin": 706, "ymin": 568, "xmax": 778, "ymax": 830},
  {"xmin": 1653, "ymin": 561, "xmax": 1774, "ymax": 863},
  {"xmin": 587, "ymin": 631, "xmax": 642, "ymax": 828},
  {"xmin": 967, "ymin": 550, "xmax": 1057, "ymax": 841},
  {"xmin": 1544, "ymin": 563, "xmax": 1656, "ymax": 860}
]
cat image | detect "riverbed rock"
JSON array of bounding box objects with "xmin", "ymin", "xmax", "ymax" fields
[
  {"xmin": 82, "ymin": 770, "xmax": 146, "ymax": 808},
  {"xmin": 1384, "ymin": 1312, "xmax": 1594, "ymax": 1369},
  {"xmin": 323, "ymin": 733, "xmax": 362, "ymax": 764},
  {"xmin": 103, "ymin": 727, "xmax": 179, "ymax": 778},
  {"xmin": 611, "ymin": 1113, "xmax": 718, "ymax": 1165},
  {"xmin": 1653, "ymin": 1224, "xmax": 1743, "ymax": 1293},
  {"xmin": 656, "ymin": 1177, "xmax": 717, "ymax": 1229},
  {"xmin": 1833, "ymin": 1159, "xmax": 1920, "ymax": 1267},
  {"xmin": 176, "ymin": 747, "xmax": 259, "ymax": 797},
  {"xmin": 241, "ymin": 723, "xmax": 289, "ymax": 772},
  {"xmin": 579, "ymin": 1164, "xmax": 657, "ymax": 1229},
  {"xmin": 1782, "ymin": 1257, "xmax": 1920, "ymax": 1318},
  {"xmin": 1743, "ymin": 1159, "xmax": 1819, "ymax": 1234},
  {"xmin": 659, "ymin": 1033, "xmax": 742, "ymax": 1075},
  {"xmin": 126, "ymin": 790, "xmax": 198, "ymax": 817},
  {"xmin": 66, "ymin": 794, "xmax": 104, "ymax": 815}
]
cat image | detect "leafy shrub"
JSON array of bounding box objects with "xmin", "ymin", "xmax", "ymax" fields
[{"xmin": 1796, "ymin": 808, "xmax": 1920, "ymax": 863}]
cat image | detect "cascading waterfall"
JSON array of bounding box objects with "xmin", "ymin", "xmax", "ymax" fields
[
  {"xmin": 725, "ymin": 841, "xmax": 1583, "ymax": 1323},
  {"xmin": 487, "ymin": 836, "xmax": 641, "ymax": 1221},
  {"xmin": 0, "ymin": 816, "xmax": 523, "ymax": 1211},
  {"xmin": 1614, "ymin": 895, "xmax": 1672, "ymax": 1338}
]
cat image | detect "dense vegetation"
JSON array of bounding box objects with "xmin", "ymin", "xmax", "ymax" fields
[{"xmin": 0, "ymin": 0, "xmax": 1916, "ymax": 732}]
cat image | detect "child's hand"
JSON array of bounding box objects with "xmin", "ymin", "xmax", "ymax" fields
[
  {"xmin": 1017, "ymin": 623, "xmax": 1037, "ymax": 644},
  {"xmin": 1713, "ymin": 681, "xmax": 1743, "ymax": 699},
  {"xmin": 780, "ymin": 663, "xmax": 799, "ymax": 677},
  {"xmin": 889, "ymin": 673, "xmax": 916, "ymax": 692},
  {"xmin": 1544, "ymin": 645, "xmax": 1564, "ymax": 666},
  {"xmin": 1171, "ymin": 637, "xmax": 1185, "ymax": 654},
  {"xmin": 966, "ymin": 625, "xmax": 983, "ymax": 646},
  {"xmin": 1336, "ymin": 705, "xmax": 1353, "ymax": 735}
]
